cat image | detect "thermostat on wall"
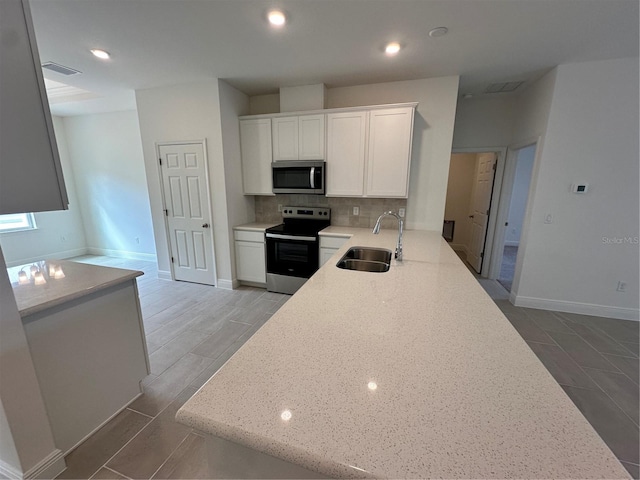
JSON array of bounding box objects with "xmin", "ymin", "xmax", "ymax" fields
[{"xmin": 571, "ymin": 183, "xmax": 589, "ymax": 194}]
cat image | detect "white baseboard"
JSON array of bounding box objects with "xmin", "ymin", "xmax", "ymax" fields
[
  {"xmin": 217, "ymin": 278, "xmax": 237, "ymax": 290},
  {"xmin": 512, "ymin": 294, "xmax": 640, "ymax": 321},
  {"xmin": 0, "ymin": 449, "xmax": 66, "ymax": 479},
  {"xmin": 503, "ymin": 241, "xmax": 520, "ymax": 247},
  {"xmin": 5, "ymin": 248, "xmax": 88, "ymax": 268},
  {"xmin": 87, "ymin": 247, "xmax": 156, "ymax": 262},
  {"xmin": 238, "ymin": 281, "xmax": 267, "ymax": 289},
  {"xmin": 25, "ymin": 449, "xmax": 66, "ymax": 479},
  {"xmin": 157, "ymin": 270, "xmax": 172, "ymax": 280}
]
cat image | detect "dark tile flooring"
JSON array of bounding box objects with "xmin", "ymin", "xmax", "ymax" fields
[{"xmin": 56, "ymin": 255, "xmax": 639, "ymax": 479}]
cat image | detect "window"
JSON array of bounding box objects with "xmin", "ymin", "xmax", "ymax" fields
[{"xmin": 0, "ymin": 213, "xmax": 37, "ymax": 233}]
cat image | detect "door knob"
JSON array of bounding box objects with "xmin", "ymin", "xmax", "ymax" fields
[{"xmin": 202, "ymin": 223, "xmax": 210, "ymax": 228}]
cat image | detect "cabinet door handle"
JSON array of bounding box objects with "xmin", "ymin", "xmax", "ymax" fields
[{"xmin": 202, "ymin": 223, "xmax": 210, "ymax": 228}]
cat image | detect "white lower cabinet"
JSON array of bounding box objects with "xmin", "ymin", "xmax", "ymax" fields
[
  {"xmin": 319, "ymin": 235, "xmax": 349, "ymax": 267},
  {"xmin": 234, "ymin": 229, "xmax": 266, "ymax": 284}
]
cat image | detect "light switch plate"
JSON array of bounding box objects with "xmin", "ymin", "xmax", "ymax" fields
[
  {"xmin": 353, "ymin": 206, "xmax": 359, "ymax": 216},
  {"xmin": 398, "ymin": 208, "xmax": 405, "ymax": 218}
]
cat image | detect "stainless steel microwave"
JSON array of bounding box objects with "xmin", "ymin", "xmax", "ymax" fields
[{"xmin": 272, "ymin": 161, "xmax": 325, "ymax": 194}]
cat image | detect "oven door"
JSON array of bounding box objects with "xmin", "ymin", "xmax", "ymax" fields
[{"xmin": 265, "ymin": 233, "xmax": 319, "ymax": 278}]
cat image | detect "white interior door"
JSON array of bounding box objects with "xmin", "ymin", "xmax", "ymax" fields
[
  {"xmin": 159, "ymin": 143, "xmax": 215, "ymax": 285},
  {"xmin": 468, "ymin": 153, "xmax": 497, "ymax": 273}
]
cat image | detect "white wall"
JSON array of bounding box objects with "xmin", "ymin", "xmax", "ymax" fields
[
  {"xmin": 218, "ymin": 80, "xmax": 253, "ymax": 285},
  {"xmin": 135, "ymin": 81, "xmax": 245, "ymax": 285},
  {"xmin": 444, "ymin": 153, "xmax": 476, "ymax": 251},
  {"xmin": 514, "ymin": 57, "xmax": 639, "ymax": 319},
  {"xmin": 452, "ymin": 95, "xmax": 516, "ymax": 149},
  {"xmin": 504, "ymin": 145, "xmax": 535, "ymax": 246},
  {"xmin": 63, "ymin": 111, "xmax": 155, "ymax": 261},
  {"xmin": 0, "ymin": 117, "xmax": 87, "ymax": 266},
  {"xmin": 249, "ymin": 93, "xmax": 279, "ymax": 115},
  {"xmin": 326, "ymin": 76, "xmax": 460, "ymax": 231}
]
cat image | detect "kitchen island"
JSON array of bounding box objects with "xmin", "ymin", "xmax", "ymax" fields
[
  {"xmin": 177, "ymin": 229, "xmax": 629, "ymax": 479},
  {"xmin": 11, "ymin": 259, "xmax": 149, "ymax": 455}
]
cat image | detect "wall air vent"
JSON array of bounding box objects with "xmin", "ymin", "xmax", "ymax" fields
[
  {"xmin": 485, "ymin": 81, "xmax": 524, "ymax": 93},
  {"xmin": 41, "ymin": 62, "xmax": 82, "ymax": 76}
]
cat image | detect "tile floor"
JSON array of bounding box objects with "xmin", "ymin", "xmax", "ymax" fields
[{"xmin": 56, "ymin": 255, "xmax": 638, "ymax": 479}]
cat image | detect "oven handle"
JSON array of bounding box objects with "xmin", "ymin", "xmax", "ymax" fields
[
  {"xmin": 310, "ymin": 167, "xmax": 315, "ymax": 189},
  {"xmin": 266, "ymin": 233, "xmax": 317, "ymax": 242}
]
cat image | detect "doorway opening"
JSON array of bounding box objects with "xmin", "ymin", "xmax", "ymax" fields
[
  {"xmin": 444, "ymin": 149, "xmax": 504, "ymax": 276},
  {"xmin": 496, "ymin": 144, "xmax": 535, "ymax": 291}
]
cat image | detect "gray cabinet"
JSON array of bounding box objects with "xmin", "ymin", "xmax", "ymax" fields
[{"xmin": 0, "ymin": 0, "xmax": 68, "ymax": 214}]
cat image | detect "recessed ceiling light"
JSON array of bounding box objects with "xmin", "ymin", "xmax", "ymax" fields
[
  {"xmin": 90, "ymin": 49, "xmax": 110, "ymax": 60},
  {"xmin": 268, "ymin": 10, "xmax": 286, "ymax": 27},
  {"xmin": 385, "ymin": 42, "xmax": 401, "ymax": 56},
  {"xmin": 428, "ymin": 27, "xmax": 448, "ymax": 38}
]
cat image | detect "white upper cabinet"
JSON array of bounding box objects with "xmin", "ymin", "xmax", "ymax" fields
[
  {"xmin": 272, "ymin": 114, "xmax": 325, "ymax": 161},
  {"xmin": 0, "ymin": 0, "xmax": 69, "ymax": 214},
  {"xmin": 326, "ymin": 105, "xmax": 415, "ymax": 198},
  {"xmin": 326, "ymin": 111, "xmax": 367, "ymax": 197},
  {"xmin": 298, "ymin": 114, "xmax": 325, "ymax": 160},
  {"xmin": 240, "ymin": 118, "xmax": 273, "ymax": 195},
  {"xmin": 366, "ymin": 107, "xmax": 415, "ymax": 198},
  {"xmin": 272, "ymin": 117, "xmax": 298, "ymax": 161}
]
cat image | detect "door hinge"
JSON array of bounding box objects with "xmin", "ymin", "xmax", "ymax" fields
[
  {"xmin": 486, "ymin": 209, "xmax": 490, "ymax": 215},
  {"xmin": 164, "ymin": 209, "xmax": 168, "ymax": 216},
  {"xmin": 480, "ymin": 252, "xmax": 484, "ymax": 258},
  {"xmin": 171, "ymin": 256, "xmax": 174, "ymax": 263},
  {"xmin": 492, "ymin": 163, "xmax": 497, "ymax": 171},
  {"xmin": 159, "ymin": 158, "xmax": 162, "ymax": 166}
]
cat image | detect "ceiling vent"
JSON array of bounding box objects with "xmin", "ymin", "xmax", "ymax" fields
[
  {"xmin": 41, "ymin": 62, "xmax": 81, "ymax": 76},
  {"xmin": 484, "ymin": 81, "xmax": 524, "ymax": 94}
]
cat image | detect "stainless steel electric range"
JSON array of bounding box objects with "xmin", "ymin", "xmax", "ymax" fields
[{"xmin": 265, "ymin": 206, "xmax": 330, "ymax": 295}]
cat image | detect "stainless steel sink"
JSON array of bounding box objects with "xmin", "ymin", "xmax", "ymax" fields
[{"xmin": 336, "ymin": 247, "xmax": 392, "ymax": 272}]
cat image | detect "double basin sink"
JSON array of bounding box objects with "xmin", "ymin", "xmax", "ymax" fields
[{"xmin": 336, "ymin": 247, "xmax": 392, "ymax": 273}]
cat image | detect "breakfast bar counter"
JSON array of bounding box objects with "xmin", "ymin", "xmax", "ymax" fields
[
  {"xmin": 177, "ymin": 229, "xmax": 629, "ymax": 479},
  {"xmin": 10, "ymin": 259, "xmax": 149, "ymax": 457}
]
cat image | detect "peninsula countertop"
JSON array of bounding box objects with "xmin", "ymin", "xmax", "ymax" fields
[
  {"xmin": 10, "ymin": 259, "xmax": 143, "ymax": 317},
  {"xmin": 177, "ymin": 229, "xmax": 629, "ymax": 479}
]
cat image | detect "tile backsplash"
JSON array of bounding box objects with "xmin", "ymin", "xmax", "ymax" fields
[{"xmin": 255, "ymin": 195, "xmax": 407, "ymax": 229}]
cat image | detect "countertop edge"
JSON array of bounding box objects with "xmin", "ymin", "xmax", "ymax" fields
[
  {"xmin": 233, "ymin": 223, "xmax": 278, "ymax": 232},
  {"xmin": 19, "ymin": 271, "xmax": 143, "ymax": 317}
]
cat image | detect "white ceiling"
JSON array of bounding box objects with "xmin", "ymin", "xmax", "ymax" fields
[{"xmin": 30, "ymin": 0, "xmax": 639, "ymax": 116}]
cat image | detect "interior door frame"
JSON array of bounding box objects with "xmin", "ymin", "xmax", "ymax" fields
[
  {"xmin": 488, "ymin": 137, "xmax": 540, "ymax": 296},
  {"xmin": 155, "ymin": 139, "xmax": 217, "ymax": 285},
  {"xmin": 451, "ymin": 146, "xmax": 507, "ymax": 278}
]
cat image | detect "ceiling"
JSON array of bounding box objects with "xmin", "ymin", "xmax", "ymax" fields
[{"xmin": 30, "ymin": 0, "xmax": 639, "ymax": 116}]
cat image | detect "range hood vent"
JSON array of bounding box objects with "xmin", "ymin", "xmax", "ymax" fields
[
  {"xmin": 41, "ymin": 62, "xmax": 81, "ymax": 76},
  {"xmin": 484, "ymin": 81, "xmax": 524, "ymax": 93}
]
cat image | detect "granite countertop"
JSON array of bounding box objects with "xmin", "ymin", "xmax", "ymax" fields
[
  {"xmin": 234, "ymin": 222, "xmax": 279, "ymax": 232},
  {"xmin": 177, "ymin": 229, "xmax": 629, "ymax": 479},
  {"xmin": 10, "ymin": 259, "xmax": 143, "ymax": 317}
]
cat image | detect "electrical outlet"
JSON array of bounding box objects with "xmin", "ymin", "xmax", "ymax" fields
[
  {"xmin": 616, "ymin": 281, "xmax": 627, "ymax": 292},
  {"xmin": 398, "ymin": 208, "xmax": 405, "ymax": 218},
  {"xmin": 353, "ymin": 206, "xmax": 359, "ymax": 216},
  {"xmin": 278, "ymin": 204, "xmax": 283, "ymax": 212}
]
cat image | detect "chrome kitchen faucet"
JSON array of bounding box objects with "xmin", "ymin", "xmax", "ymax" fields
[{"xmin": 372, "ymin": 211, "xmax": 403, "ymax": 261}]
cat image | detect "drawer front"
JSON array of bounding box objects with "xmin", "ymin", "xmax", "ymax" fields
[
  {"xmin": 234, "ymin": 229, "xmax": 265, "ymax": 243},
  {"xmin": 319, "ymin": 235, "xmax": 349, "ymax": 249}
]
